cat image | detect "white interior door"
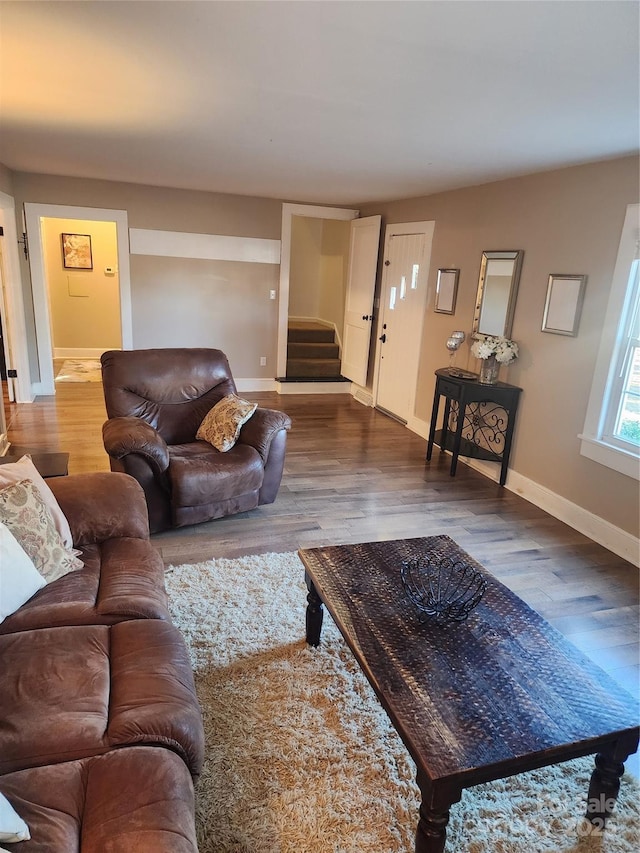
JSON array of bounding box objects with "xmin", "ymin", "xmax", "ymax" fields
[
  {"xmin": 340, "ymin": 215, "xmax": 381, "ymax": 386},
  {"xmin": 374, "ymin": 222, "xmax": 435, "ymax": 422},
  {"xmin": 0, "ymin": 240, "xmax": 15, "ymax": 403}
]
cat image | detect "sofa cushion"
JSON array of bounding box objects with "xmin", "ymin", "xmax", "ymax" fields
[
  {"xmin": 0, "ymin": 620, "xmax": 204, "ymax": 778},
  {"xmin": 0, "ymin": 480, "xmax": 83, "ymax": 583},
  {"xmin": 0, "ymin": 455, "xmax": 74, "ymax": 549},
  {"xmin": 0, "ymin": 523, "xmax": 45, "ymax": 625},
  {"xmin": 0, "ymin": 747, "xmax": 198, "ymax": 852},
  {"xmin": 168, "ymin": 441, "xmax": 263, "ymax": 506},
  {"xmin": 196, "ymin": 393, "xmax": 257, "ymax": 451},
  {"xmin": 0, "ymin": 537, "xmax": 171, "ymax": 635}
]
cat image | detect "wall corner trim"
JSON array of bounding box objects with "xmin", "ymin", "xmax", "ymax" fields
[{"xmin": 129, "ymin": 228, "xmax": 281, "ymax": 264}]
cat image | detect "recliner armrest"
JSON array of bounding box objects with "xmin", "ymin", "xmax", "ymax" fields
[
  {"xmin": 49, "ymin": 472, "xmax": 151, "ymax": 545},
  {"xmin": 103, "ymin": 417, "xmax": 170, "ymax": 474},
  {"xmin": 237, "ymin": 407, "xmax": 292, "ymax": 463}
]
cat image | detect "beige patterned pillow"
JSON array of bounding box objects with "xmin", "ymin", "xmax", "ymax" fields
[
  {"xmin": 196, "ymin": 394, "xmax": 258, "ymax": 452},
  {"xmin": 0, "ymin": 479, "xmax": 83, "ymax": 583}
]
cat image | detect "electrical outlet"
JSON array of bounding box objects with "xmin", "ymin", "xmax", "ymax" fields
[{"xmin": 260, "ymin": 356, "xmax": 267, "ymax": 366}]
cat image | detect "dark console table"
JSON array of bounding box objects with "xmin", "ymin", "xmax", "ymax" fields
[
  {"xmin": 0, "ymin": 449, "xmax": 69, "ymax": 478},
  {"xmin": 426, "ymin": 368, "xmax": 522, "ymax": 486}
]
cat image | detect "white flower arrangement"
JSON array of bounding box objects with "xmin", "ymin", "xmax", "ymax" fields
[{"xmin": 470, "ymin": 335, "xmax": 519, "ymax": 364}]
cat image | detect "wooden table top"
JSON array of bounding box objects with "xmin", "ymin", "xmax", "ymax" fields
[
  {"xmin": 298, "ymin": 536, "xmax": 639, "ymax": 797},
  {"xmin": 0, "ymin": 449, "xmax": 69, "ymax": 478}
]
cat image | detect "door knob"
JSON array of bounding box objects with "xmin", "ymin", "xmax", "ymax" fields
[
  {"xmin": 362, "ymin": 314, "xmax": 371, "ymax": 321},
  {"xmin": 379, "ymin": 333, "xmax": 386, "ymax": 343}
]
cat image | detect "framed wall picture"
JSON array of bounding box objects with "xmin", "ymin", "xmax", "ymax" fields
[
  {"xmin": 541, "ymin": 274, "xmax": 587, "ymax": 336},
  {"xmin": 435, "ymin": 268, "xmax": 459, "ymax": 315},
  {"xmin": 61, "ymin": 233, "xmax": 93, "ymax": 270}
]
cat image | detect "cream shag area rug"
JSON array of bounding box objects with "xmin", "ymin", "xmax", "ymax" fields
[
  {"xmin": 54, "ymin": 358, "xmax": 102, "ymax": 382},
  {"xmin": 165, "ymin": 552, "xmax": 640, "ymax": 853}
]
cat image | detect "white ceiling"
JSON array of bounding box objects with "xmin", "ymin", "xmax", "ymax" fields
[{"xmin": 0, "ymin": 0, "xmax": 638, "ymax": 204}]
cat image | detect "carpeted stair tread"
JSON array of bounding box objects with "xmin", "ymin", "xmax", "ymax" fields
[
  {"xmin": 287, "ymin": 341, "xmax": 339, "ymax": 359},
  {"xmin": 287, "ymin": 321, "xmax": 341, "ymax": 378},
  {"xmin": 287, "ymin": 322, "xmax": 335, "ymax": 344},
  {"xmin": 286, "ymin": 357, "xmax": 341, "ymax": 377}
]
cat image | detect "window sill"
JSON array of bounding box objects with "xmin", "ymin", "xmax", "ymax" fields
[{"xmin": 579, "ymin": 434, "xmax": 640, "ymax": 480}]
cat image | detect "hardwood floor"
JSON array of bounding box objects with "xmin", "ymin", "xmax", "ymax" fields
[{"xmin": 4, "ymin": 379, "xmax": 639, "ymax": 772}]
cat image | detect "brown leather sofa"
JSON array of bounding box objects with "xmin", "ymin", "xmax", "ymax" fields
[
  {"xmin": 0, "ymin": 472, "xmax": 203, "ymax": 852},
  {"xmin": 101, "ymin": 347, "xmax": 292, "ymax": 532}
]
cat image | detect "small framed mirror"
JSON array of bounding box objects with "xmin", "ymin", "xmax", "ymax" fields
[
  {"xmin": 541, "ymin": 274, "xmax": 587, "ymax": 336},
  {"xmin": 472, "ymin": 250, "xmax": 524, "ymax": 338},
  {"xmin": 434, "ymin": 268, "xmax": 459, "ymax": 314}
]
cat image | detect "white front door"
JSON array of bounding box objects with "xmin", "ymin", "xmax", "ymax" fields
[
  {"xmin": 374, "ymin": 221, "xmax": 435, "ymax": 422},
  {"xmin": 341, "ymin": 215, "xmax": 381, "ymax": 386}
]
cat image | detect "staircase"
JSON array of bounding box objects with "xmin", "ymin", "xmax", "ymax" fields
[{"xmin": 286, "ymin": 321, "xmax": 342, "ymax": 379}]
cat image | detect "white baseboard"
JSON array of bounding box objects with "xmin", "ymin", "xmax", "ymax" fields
[
  {"xmin": 405, "ymin": 416, "xmax": 639, "ymax": 568},
  {"xmin": 275, "ymin": 380, "xmax": 351, "ymax": 395},
  {"xmin": 407, "ymin": 414, "xmax": 429, "ymax": 439},
  {"xmin": 505, "ymin": 469, "xmax": 639, "ymax": 567},
  {"xmin": 54, "ymin": 348, "xmax": 108, "ymax": 359},
  {"xmin": 235, "ymin": 378, "xmax": 278, "ymax": 393}
]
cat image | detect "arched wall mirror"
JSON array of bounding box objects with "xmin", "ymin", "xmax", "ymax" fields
[{"xmin": 472, "ymin": 250, "xmax": 524, "ymax": 338}]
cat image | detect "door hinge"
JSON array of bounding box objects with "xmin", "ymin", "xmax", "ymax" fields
[
  {"xmin": 17, "ymin": 231, "xmax": 28, "ymax": 260},
  {"xmin": 0, "ymin": 226, "xmax": 4, "ymax": 236}
]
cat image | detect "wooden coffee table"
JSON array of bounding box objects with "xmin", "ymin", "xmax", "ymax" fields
[{"xmin": 298, "ymin": 536, "xmax": 639, "ymax": 853}]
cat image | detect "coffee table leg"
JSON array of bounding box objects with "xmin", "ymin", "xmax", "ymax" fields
[
  {"xmin": 585, "ymin": 751, "xmax": 626, "ymax": 830},
  {"xmin": 415, "ymin": 801, "xmax": 450, "ymax": 853},
  {"xmin": 415, "ymin": 773, "xmax": 457, "ymax": 853},
  {"xmin": 305, "ymin": 574, "xmax": 324, "ymax": 647}
]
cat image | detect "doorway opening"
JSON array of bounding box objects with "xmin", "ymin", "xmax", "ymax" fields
[
  {"xmin": 40, "ymin": 217, "xmax": 121, "ymax": 386},
  {"xmin": 24, "ymin": 203, "xmax": 132, "ymax": 396},
  {"xmin": 286, "ymin": 215, "xmax": 351, "ymax": 380},
  {"xmin": 277, "ymin": 203, "xmax": 359, "ymax": 380}
]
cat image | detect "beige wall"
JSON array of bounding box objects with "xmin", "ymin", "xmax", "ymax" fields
[
  {"xmin": 0, "ymin": 163, "xmax": 13, "ymax": 196},
  {"xmin": 318, "ymin": 219, "xmax": 350, "ymax": 334},
  {"xmin": 42, "ymin": 218, "xmax": 121, "ymax": 352},
  {"xmin": 289, "ymin": 216, "xmax": 323, "ymax": 318},
  {"xmin": 289, "ymin": 216, "xmax": 350, "ymax": 332},
  {"xmin": 12, "ymin": 173, "xmax": 283, "ymax": 237},
  {"xmin": 130, "ymin": 255, "xmax": 279, "ymax": 377},
  {"xmin": 10, "ymin": 172, "xmax": 285, "ymax": 382},
  {"xmin": 359, "ymin": 155, "xmax": 639, "ymax": 538}
]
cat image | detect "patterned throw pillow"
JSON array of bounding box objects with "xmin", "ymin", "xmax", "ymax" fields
[
  {"xmin": 0, "ymin": 454, "xmax": 74, "ymax": 548},
  {"xmin": 196, "ymin": 394, "xmax": 258, "ymax": 452},
  {"xmin": 0, "ymin": 479, "xmax": 83, "ymax": 583}
]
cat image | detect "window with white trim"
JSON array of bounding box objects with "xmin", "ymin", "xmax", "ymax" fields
[{"xmin": 580, "ymin": 204, "xmax": 640, "ymax": 479}]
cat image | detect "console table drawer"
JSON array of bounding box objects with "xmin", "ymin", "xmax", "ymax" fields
[{"xmin": 438, "ymin": 379, "xmax": 461, "ymax": 400}]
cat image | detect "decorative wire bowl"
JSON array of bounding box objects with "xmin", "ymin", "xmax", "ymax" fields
[{"xmin": 401, "ymin": 554, "xmax": 487, "ymax": 624}]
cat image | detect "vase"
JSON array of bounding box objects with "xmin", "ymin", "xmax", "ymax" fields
[{"xmin": 479, "ymin": 354, "xmax": 499, "ymax": 384}]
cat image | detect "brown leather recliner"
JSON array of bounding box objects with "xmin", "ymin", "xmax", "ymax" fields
[{"xmin": 101, "ymin": 348, "xmax": 291, "ymax": 533}]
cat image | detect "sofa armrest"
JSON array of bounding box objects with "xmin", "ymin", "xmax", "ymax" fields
[
  {"xmin": 103, "ymin": 417, "xmax": 170, "ymax": 475},
  {"xmin": 237, "ymin": 407, "xmax": 292, "ymax": 464},
  {"xmin": 49, "ymin": 472, "xmax": 151, "ymax": 546}
]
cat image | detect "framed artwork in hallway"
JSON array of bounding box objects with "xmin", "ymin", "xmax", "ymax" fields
[{"xmin": 61, "ymin": 233, "xmax": 93, "ymax": 270}]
